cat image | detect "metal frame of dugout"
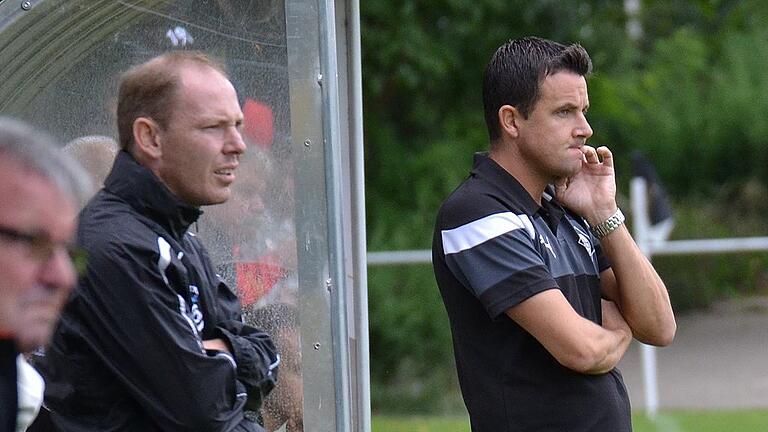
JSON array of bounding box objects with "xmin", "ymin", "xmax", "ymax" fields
[{"xmin": 0, "ymin": 0, "xmax": 370, "ymax": 431}]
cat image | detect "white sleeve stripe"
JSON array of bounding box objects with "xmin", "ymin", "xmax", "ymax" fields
[
  {"xmin": 176, "ymin": 294, "xmax": 205, "ymax": 352},
  {"xmin": 177, "ymin": 295, "xmax": 204, "ymax": 352},
  {"xmin": 157, "ymin": 237, "xmax": 172, "ymax": 286},
  {"xmin": 215, "ymin": 351, "xmax": 237, "ymax": 369},
  {"xmin": 269, "ymin": 354, "xmax": 281, "ymax": 372},
  {"xmin": 442, "ymin": 212, "xmax": 535, "ymax": 255}
]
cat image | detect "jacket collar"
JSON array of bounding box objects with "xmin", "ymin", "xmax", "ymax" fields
[{"xmin": 104, "ymin": 151, "xmax": 202, "ymax": 240}]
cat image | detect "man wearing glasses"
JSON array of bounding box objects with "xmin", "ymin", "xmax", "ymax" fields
[{"xmin": 0, "ymin": 117, "xmax": 89, "ymax": 432}]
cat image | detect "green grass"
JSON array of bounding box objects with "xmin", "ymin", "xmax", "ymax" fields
[
  {"xmin": 372, "ymin": 410, "xmax": 768, "ymax": 432},
  {"xmin": 372, "ymin": 416, "xmax": 469, "ymax": 432},
  {"xmin": 633, "ymin": 410, "xmax": 768, "ymax": 431}
]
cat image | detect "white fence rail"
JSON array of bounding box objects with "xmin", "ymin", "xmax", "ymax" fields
[{"xmin": 366, "ymin": 177, "xmax": 768, "ymax": 417}]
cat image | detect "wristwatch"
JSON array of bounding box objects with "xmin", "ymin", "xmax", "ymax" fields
[{"xmin": 590, "ymin": 208, "xmax": 625, "ymax": 239}]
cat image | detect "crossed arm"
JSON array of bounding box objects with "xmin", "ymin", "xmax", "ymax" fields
[
  {"xmin": 505, "ymin": 240, "xmax": 676, "ymax": 376},
  {"xmin": 505, "ymin": 290, "xmax": 632, "ymax": 375},
  {"xmin": 505, "ymin": 224, "xmax": 676, "ymax": 375},
  {"xmin": 505, "ymin": 145, "xmax": 675, "ymax": 374},
  {"xmin": 555, "ymin": 145, "xmax": 676, "ymax": 346},
  {"xmin": 598, "ymin": 226, "xmax": 676, "ymax": 346}
]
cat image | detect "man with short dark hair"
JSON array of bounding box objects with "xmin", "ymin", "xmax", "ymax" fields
[
  {"xmin": 40, "ymin": 51, "xmax": 279, "ymax": 432},
  {"xmin": 0, "ymin": 116, "xmax": 89, "ymax": 432},
  {"xmin": 433, "ymin": 36, "xmax": 676, "ymax": 431}
]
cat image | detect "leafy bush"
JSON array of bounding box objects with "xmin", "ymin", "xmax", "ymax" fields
[{"xmin": 652, "ymin": 182, "xmax": 768, "ymax": 311}]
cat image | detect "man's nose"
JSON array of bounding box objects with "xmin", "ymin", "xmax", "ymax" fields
[
  {"xmin": 227, "ymin": 127, "xmax": 247, "ymax": 155},
  {"xmin": 574, "ymin": 113, "xmax": 593, "ymax": 140},
  {"xmin": 39, "ymin": 247, "xmax": 77, "ymax": 295}
]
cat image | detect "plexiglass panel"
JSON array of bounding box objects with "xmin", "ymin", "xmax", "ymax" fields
[{"xmin": 0, "ymin": 1, "xmax": 304, "ymax": 430}]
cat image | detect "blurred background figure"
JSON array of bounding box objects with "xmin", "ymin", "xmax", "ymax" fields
[
  {"xmin": 61, "ymin": 135, "xmax": 119, "ymax": 191},
  {"xmin": 631, "ymin": 151, "xmax": 675, "ymax": 245},
  {"xmin": 203, "ymin": 146, "xmax": 298, "ymax": 310},
  {"xmin": 249, "ymin": 303, "xmax": 302, "ymax": 432},
  {"xmin": 0, "ymin": 116, "xmax": 89, "ymax": 432}
]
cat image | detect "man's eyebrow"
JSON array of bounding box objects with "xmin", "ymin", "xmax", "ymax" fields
[
  {"xmin": 202, "ymin": 116, "xmax": 241, "ymax": 125},
  {"xmin": 556, "ymin": 101, "xmax": 589, "ymax": 111},
  {"xmin": 555, "ymin": 102, "xmax": 578, "ymax": 111}
]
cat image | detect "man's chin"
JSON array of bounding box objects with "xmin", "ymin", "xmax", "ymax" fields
[
  {"xmin": 16, "ymin": 332, "xmax": 50, "ymax": 352},
  {"xmin": 558, "ymin": 163, "xmax": 583, "ymax": 179},
  {"xmin": 16, "ymin": 322, "xmax": 56, "ymax": 351},
  {"xmin": 199, "ymin": 191, "xmax": 232, "ymax": 207}
]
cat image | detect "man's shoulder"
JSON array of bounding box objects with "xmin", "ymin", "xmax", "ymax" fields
[
  {"xmin": 437, "ymin": 177, "xmax": 520, "ymax": 230},
  {"xmin": 78, "ymin": 194, "xmax": 158, "ymax": 254},
  {"xmin": 80, "ymin": 190, "xmax": 134, "ymax": 223}
]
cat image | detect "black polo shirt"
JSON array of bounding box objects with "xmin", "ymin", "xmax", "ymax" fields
[{"xmin": 432, "ymin": 153, "xmax": 631, "ymax": 432}]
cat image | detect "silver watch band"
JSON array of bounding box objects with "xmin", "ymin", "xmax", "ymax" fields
[{"xmin": 590, "ymin": 208, "xmax": 625, "ymax": 239}]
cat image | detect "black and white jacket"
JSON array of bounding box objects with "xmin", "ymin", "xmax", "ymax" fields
[{"xmin": 40, "ymin": 151, "xmax": 279, "ymax": 432}]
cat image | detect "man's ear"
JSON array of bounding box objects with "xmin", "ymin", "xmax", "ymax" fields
[
  {"xmin": 498, "ymin": 105, "xmax": 521, "ymax": 139},
  {"xmin": 132, "ymin": 117, "xmax": 163, "ymax": 160}
]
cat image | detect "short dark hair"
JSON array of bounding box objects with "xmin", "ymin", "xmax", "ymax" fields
[
  {"xmin": 116, "ymin": 51, "xmax": 228, "ymax": 151},
  {"xmin": 482, "ymin": 36, "xmax": 593, "ymax": 142}
]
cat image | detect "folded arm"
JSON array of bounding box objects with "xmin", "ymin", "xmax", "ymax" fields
[
  {"xmin": 555, "ymin": 145, "xmax": 676, "ymax": 347},
  {"xmin": 78, "ymin": 241, "xmax": 258, "ymax": 432},
  {"xmin": 505, "ymin": 289, "xmax": 632, "ymax": 374},
  {"xmin": 599, "ymin": 226, "xmax": 676, "ymax": 346},
  {"xmin": 214, "ymin": 320, "xmax": 280, "ymax": 410},
  {"xmin": 210, "ymin": 275, "xmax": 280, "ymax": 409}
]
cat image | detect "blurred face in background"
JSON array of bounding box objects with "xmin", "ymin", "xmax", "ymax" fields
[
  {"xmin": 0, "ymin": 157, "xmax": 78, "ymax": 350},
  {"xmin": 204, "ymin": 150, "xmax": 270, "ymax": 243}
]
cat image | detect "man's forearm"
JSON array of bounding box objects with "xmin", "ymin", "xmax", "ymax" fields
[
  {"xmin": 203, "ymin": 338, "xmax": 231, "ymax": 353},
  {"xmin": 505, "ymin": 291, "xmax": 632, "ymax": 375},
  {"xmin": 580, "ymin": 325, "xmax": 632, "ymax": 375},
  {"xmin": 600, "ymin": 225, "xmax": 676, "ymax": 346}
]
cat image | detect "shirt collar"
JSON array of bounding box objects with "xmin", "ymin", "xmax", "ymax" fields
[
  {"xmin": 471, "ymin": 152, "xmax": 565, "ymax": 229},
  {"xmin": 471, "ymin": 152, "xmax": 541, "ymax": 216}
]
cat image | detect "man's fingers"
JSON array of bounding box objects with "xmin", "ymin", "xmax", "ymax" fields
[
  {"xmin": 582, "ymin": 145, "xmax": 599, "ymax": 164},
  {"xmin": 582, "ymin": 145, "xmax": 614, "ymax": 168},
  {"xmin": 554, "ymin": 177, "xmax": 569, "ymax": 198},
  {"xmin": 596, "ymin": 146, "xmax": 614, "ymax": 168}
]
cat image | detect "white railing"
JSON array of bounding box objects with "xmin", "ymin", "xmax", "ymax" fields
[{"xmin": 366, "ymin": 177, "xmax": 768, "ymax": 417}]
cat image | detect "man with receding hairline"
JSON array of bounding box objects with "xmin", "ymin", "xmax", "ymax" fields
[
  {"xmin": 433, "ymin": 37, "xmax": 676, "ymax": 431},
  {"xmin": 40, "ymin": 51, "xmax": 279, "ymax": 432}
]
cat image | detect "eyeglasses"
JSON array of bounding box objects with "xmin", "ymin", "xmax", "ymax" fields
[{"xmin": 0, "ymin": 225, "xmax": 88, "ymax": 276}]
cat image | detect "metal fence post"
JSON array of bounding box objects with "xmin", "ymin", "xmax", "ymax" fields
[{"xmin": 630, "ymin": 177, "xmax": 659, "ymax": 418}]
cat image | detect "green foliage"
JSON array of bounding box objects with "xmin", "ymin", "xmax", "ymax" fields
[
  {"xmin": 596, "ymin": 23, "xmax": 768, "ymax": 195},
  {"xmin": 653, "ymin": 182, "xmax": 768, "ymax": 310},
  {"xmin": 368, "ymin": 263, "xmax": 463, "ymax": 413}
]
